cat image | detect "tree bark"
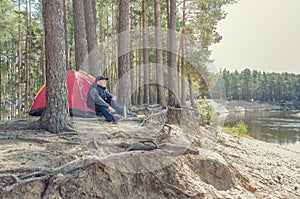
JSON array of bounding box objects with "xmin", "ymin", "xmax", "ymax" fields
[
  {"xmin": 25, "ymin": 0, "xmax": 30, "ymax": 113},
  {"xmin": 62, "ymin": 0, "xmax": 69, "ymax": 70},
  {"xmin": 73, "ymin": 0, "xmax": 87, "ymax": 71},
  {"xmin": 92, "ymin": 0, "xmax": 97, "ymax": 26},
  {"xmin": 155, "ymin": 0, "xmax": 165, "ymax": 105},
  {"xmin": 117, "ymin": 0, "xmax": 130, "ymax": 108},
  {"xmin": 0, "ymin": 50, "xmax": 2, "ymax": 120},
  {"xmin": 130, "ymin": 6, "xmax": 135, "ymax": 105},
  {"xmin": 41, "ymin": 0, "xmax": 69, "ymax": 134},
  {"xmin": 137, "ymin": 16, "xmax": 143, "ymax": 105},
  {"xmin": 167, "ymin": 0, "xmax": 178, "ymax": 107},
  {"xmin": 99, "ymin": 0, "xmax": 105, "ymax": 74},
  {"xmin": 142, "ymin": 0, "xmax": 150, "ymax": 104},
  {"xmin": 11, "ymin": 51, "xmax": 16, "ymax": 119},
  {"xmin": 188, "ymin": 73, "xmax": 197, "ymax": 109},
  {"xmin": 181, "ymin": 0, "xmax": 186, "ymax": 106},
  {"xmin": 83, "ymin": 0, "xmax": 100, "ymax": 76},
  {"xmin": 17, "ymin": 0, "xmax": 22, "ymax": 119}
]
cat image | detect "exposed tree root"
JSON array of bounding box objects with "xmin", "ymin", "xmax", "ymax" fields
[
  {"xmin": 117, "ymin": 142, "xmax": 199, "ymax": 155},
  {"xmin": 1, "ymin": 119, "xmax": 43, "ymax": 131},
  {"xmin": 1, "ymin": 119, "xmax": 76, "ymax": 133},
  {"xmin": 0, "ymin": 134, "xmax": 81, "ymax": 145},
  {"xmin": 0, "ymin": 142, "xmax": 199, "ymax": 197},
  {"xmin": 117, "ymin": 142, "xmax": 157, "ymax": 151}
]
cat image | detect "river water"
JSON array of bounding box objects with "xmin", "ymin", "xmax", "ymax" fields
[{"xmin": 222, "ymin": 111, "xmax": 300, "ymax": 153}]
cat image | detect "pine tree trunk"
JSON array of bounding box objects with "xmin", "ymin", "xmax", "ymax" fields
[
  {"xmin": 167, "ymin": 0, "xmax": 178, "ymax": 107},
  {"xmin": 137, "ymin": 15, "xmax": 143, "ymax": 105},
  {"xmin": 135, "ymin": 48, "xmax": 139, "ymax": 104},
  {"xmin": 103, "ymin": 0, "xmax": 111, "ymax": 90},
  {"xmin": 92, "ymin": 0, "xmax": 97, "ymax": 26},
  {"xmin": 99, "ymin": 0, "xmax": 105, "ymax": 75},
  {"xmin": 130, "ymin": 6, "xmax": 135, "ymax": 105},
  {"xmin": 142, "ymin": 0, "xmax": 150, "ymax": 104},
  {"xmin": 181, "ymin": 0, "xmax": 186, "ymax": 106},
  {"xmin": 18, "ymin": 0, "xmax": 22, "ymax": 118},
  {"xmin": 62, "ymin": 0, "xmax": 69, "ymax": 70},
  {"xmin": 9, "ymin": 43, "xmax": 16, "ymax": 119},
  {"xmin": 117, "ymin": 0, "xmax": 130, "ymax": 108},
  {"xmin": 188, "ymin": 73, "xmax": 197, "ymax": 109},
  {"xmin": 83, "ymin": 0, "xmax": 100, "ymax": 76},
  {"xmin": 5, "ymin": 41, "xmax": 10, "ymax": 120},
  {"xmin": 25, "ymin": 0, "xmax": 30, "ymax": 114},
  {"xmin": 28, "ymin": 0, "xmax": 33, "ymax": 109},
  {"xmin": 41, "ymin": 0, "xmax": 69, "ymax": 134},
  {"xmin": 73, "ymin": 0, "xmax": 86, "ymax": 71},
  {"xmin": 0, "ymin": 49, "xmax": 2, "ymax": 120},
  {"xmin": 41, "ymin": 29, "xmax": 46, "ymax": 84},
  {"xmin": 155, "ymin": 0, "xmax": 165, "ymax": 105}
]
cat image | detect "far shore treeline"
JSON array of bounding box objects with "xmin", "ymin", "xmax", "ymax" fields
[{"xmin": 221, "ymin": 68, "xmax": 300, "ymax": 104}]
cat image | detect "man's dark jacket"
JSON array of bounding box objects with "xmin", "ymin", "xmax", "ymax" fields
[{"xmin": 87, "ymin": 83, "xmax": 112, "ymax": 110}]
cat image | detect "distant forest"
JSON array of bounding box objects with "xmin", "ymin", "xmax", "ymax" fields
[{"xmin": 221, "ymin": 68, "xmax": 300, "ymax": 103}]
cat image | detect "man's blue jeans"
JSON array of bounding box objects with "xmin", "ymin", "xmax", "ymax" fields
[{"xmin": 95, "ymin": 97, "xmax": 124, "ymax": 122}]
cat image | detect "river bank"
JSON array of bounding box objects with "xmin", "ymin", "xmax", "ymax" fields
[
  {"xmin": 0, "ymin": 115, "xmax": 299, "ymax": 198},
  {"xmin": 213, "ymin": 99, "xmax": 300, "ymax": 113}
]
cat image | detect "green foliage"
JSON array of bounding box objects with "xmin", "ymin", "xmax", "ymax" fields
[
  {"xmin": 198, "ymin": 98, "xmax": 219, "ymax": 127},
  {"xmin": 0, "ymin": 0, "xmax": 19, "ymax": 41},
  {"xmin": 184, "ymin": 0, "xmax": 237, "ymax": 53},
  {"xmin": 0, "ymin": 0, "xmax": 43, "ymax": 120},
  {"xmin": 223, "ymin": 121, "xmax": 251, "ymax": 138}
]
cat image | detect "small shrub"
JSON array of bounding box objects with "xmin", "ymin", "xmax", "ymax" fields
[
  {"xmin": 198, "ymin": 98, "xmax": 219, "ymax": 127},
  {"xmin": 223, "ymin": 121, "xmax": 251, "ymax": 138}
]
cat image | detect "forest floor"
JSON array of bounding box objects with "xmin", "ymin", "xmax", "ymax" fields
[{"xmin": 0, "ymin": 106, "xmax": 299, "ymax": 199}]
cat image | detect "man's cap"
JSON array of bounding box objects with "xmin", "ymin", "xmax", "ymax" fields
[{"xmin": 95, "ymin": 76, "xmax": 109, "ymax": 82}]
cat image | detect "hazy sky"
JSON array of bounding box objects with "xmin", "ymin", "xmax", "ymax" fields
[{"xmin": 210, "ymin": 0, "xmax": 300, "ymax": 74}]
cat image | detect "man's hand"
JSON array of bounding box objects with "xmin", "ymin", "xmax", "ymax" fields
[{"xmin": 107, "ymin": 106, "xmax": 116, "ymax": 113}]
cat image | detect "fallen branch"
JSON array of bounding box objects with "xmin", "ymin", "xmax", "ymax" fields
[
  {"xmin": 166, "ymin": 105, "xmax": 197, "ymax": 112},
  {"xmin": 119, "ymin": 117, "xmax": 143, "ymax": 122},
  {"xmin": 117, "ymin": 142, "xmax": 198, "ymax": 155},
  {"xmin": 118, "ymin": 142, "xmax": 157, "ymax": 151},
  {"xmin": 40, "ymin": 132, "xmax": 79, "ymax": 137}
]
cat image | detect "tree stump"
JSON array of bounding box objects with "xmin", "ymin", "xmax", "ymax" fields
[{"xmin": 167, "ymin": 106, "xmax": 199, "ymax": 130}]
